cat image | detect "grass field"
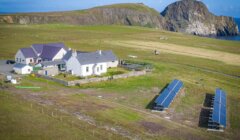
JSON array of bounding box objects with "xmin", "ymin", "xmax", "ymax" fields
[{"xmin": 0, "ymin": 24, "xmax": 240, "ymax": 139}]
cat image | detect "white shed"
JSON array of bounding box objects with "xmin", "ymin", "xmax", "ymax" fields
[{"xmin": 13, "ymin": 64, "xmax": 33, "ymax": 74}]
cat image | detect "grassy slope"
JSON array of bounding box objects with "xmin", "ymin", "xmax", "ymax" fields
[
  {"xmin": 95, "ymin": 3, "xmax": 160, "ymax": 15},
  {"xmin": 0, "ymin": 91, "xmax": 124, "ymax": 140},
  {"xmin": 0, "ymin": 24, "xmax": 240, "ymax": 139}
]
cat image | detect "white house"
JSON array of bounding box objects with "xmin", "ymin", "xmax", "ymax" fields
[
  {"xmin": 15, "ymin": 43, "xmax": 67, "ymax": 65},
  {"xmin": 13, "ymin": 63, "xmax": 33, "ymax": 74},
  {"xmin": 65, "ymin": 50, "xmax": 118, "ymax": 77},
  {"xmin": 15, "ymin": 48, "xmax": 37, "ymax": 64}
]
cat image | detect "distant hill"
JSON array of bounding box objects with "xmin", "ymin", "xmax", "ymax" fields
[
  {"xmin": 0, "ymin": 3, "xmax": 166, "ymax": 29},
  {"xmin": 0, "ymin": 0, "xmax": 238, "ymax": 36}
]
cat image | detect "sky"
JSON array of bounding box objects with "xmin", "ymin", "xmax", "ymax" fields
[{"xmin": 0, "ymin": 0, "xmax": 239, "ymax": 18}]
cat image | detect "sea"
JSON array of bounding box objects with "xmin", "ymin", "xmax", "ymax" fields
[{"xmin": 215, "ymin": 35, "xmax": 240, "ymax": 41}]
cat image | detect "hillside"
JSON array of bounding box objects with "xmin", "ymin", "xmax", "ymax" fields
[
  {"xmin": 0, "ymin": 1, "xmax": 238, "ymax": 36},
  {"xmin": 0, "ymin": 24, "xmax": 240, "ymax": 140},
  {"xmin": 0, "ymin": 3, "xmax": 166, "ymax": 29}
]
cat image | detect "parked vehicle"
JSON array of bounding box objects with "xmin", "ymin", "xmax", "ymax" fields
[{"xmin": 6, "ymin": 60, "xmax": 15, "ymax": 64}]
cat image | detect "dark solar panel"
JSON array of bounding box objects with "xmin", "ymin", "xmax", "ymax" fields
[
  {"xmin": 210, "ymin": 88, "xmax": 227, "ymax": 128},
  {"xmin": 154, "ymin": 79, "xmax": 183, "ymax": 110}
]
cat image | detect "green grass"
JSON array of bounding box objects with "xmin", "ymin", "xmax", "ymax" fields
[
  {"xmin": 98, "ymin": 108, "xmax": 142, "ymax": 122},
  {"xmin": 95, "ymin": 3, "xmax": 160, "ymax": 15},
  {"xmin": 0, "ymin": 91, "xmax": 124, "ymax": 140},
  {"xmin": 54, "ymin": 73, "xmax": 81, "ymax": 81},
  {"xmin": 0, "ymin": 24, "xmax": 240, "ymax": 139}
]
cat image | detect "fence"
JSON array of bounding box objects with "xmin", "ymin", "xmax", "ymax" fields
[{"xmin": 37, "ymin": 70, "xmax": 147, "ymax": 86}]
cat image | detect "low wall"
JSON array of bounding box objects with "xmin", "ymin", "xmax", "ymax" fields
[
  {"xmin": 37, "ymin": 74, "xmax": 69, "ymax": 86},
  {"xmin": 37, "ymin": 70, "xmax": 147, "ymax": 86}
]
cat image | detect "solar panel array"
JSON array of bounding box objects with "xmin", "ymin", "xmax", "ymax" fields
[
  {"xmin": 154, "ymin": 79, "xmax": 183, "ymax": 110},
  {"xmin": 209, "ymin": 88, "xmax": 227, "ymax": 129}
]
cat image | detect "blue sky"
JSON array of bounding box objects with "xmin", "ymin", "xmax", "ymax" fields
[{"xmin": 0, "ymin": 0, "xmax": 239, "ymax": 18}]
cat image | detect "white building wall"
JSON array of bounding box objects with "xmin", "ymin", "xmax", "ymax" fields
[
  {"xmin": 13, "ymin": 66, "xmax": 33, "ymax": 74},
  {"xmin": 107, "ymin": 60, "xmax": 118, "ymax": 68},
  {"xmin": 93, "ymin": 63, "xmax": 107, "ymax": 76},
  {"xmin": 15, "ymin": 50, "xmax": 26, "ymax": 64},
  {"xmin": 80, "ymin": 64, "xmax": 95, "ymax": 77},
  {"xmin": 15, "ymin": 50, "xmax": 35, "ymax": 65},
  {"xmin": 52, "ymin": 48, "xmax": 67, "ymax": 61},
  {"xmin": 66, "ymin": 57, "xmax": 81, "ymax": 76}
]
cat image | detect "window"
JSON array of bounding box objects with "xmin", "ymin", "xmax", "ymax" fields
[
  {"xmin": 28, "ymin": 69, "xmax": 30, "ymax": 72},
  {"xmin": 86, "ymin": 67, "xmax": 89, "ymax": 72},
  {"xmin": 100, "ymin": 65, "xmax": 103, "ymax": 70},
  {"xmin": 16, "ymin": 58, "xmax": 18, "ymax": 62},
  {"xmin": 97, "ymin": 67, "xmax": 99, "ymax": 72},
  {"xmin": 30, "ymin": 59, "xmax": 32, "ymax": 63}
]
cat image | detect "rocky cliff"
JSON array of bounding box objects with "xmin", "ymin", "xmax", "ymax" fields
[
  {"xmin": 0, "ymin": 1, "xmax": 238, "ymax": 36},
  {"xmin": 161, "ymin": 0, "xmax": 238, "ymax": 36},
  {"xmin": 0, "ymin": 3, "xmax": 166, "ymax": 29}
]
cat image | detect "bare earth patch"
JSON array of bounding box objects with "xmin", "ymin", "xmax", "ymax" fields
[
  {"xmin": 105, "ymin": 40, "xmax": 240, "ymax": 66},
  {"xmin": 139, "ymin": 121, "xmax": 165, "ymax": 134}
]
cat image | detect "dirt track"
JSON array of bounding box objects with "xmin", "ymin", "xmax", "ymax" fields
[{"xmin": 105, "ymin": 40, "xmax": 240, "ymax": 66}]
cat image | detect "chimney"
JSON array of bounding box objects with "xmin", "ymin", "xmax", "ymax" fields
[
  {"xmin": 72, "ymin": 49, "xmax": 77, "ymax": 57},
  {"xmin": 68, "ymin": 47, "xmax": 72, "ymax": 51},
  {"xmin": 99, "ymin": 50, "xmax": 102, "ymax": 55}
]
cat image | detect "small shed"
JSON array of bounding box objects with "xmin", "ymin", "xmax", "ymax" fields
[{"xmin": 13, "ymin": 63, "xmax": 33, "ymax": 74}]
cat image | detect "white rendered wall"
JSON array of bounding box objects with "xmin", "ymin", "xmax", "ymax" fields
[
  {"xmin": 107, "ymin": 60, "xmax": 118, "ymax": 68},
  {"xmin": 66, "ymin": 56, "xmax": 81, "ymax": 76},
  {"xmin": 53, "ymin": 48, "xmax": 67, "ymax": 61}
]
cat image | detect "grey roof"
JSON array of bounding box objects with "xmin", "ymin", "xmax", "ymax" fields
[
  {"xmin": 31, "ymin": 43, "xmax": 67, "ymax": 60},
  {"xmin": 62, "ymin": 50, "xmax": 88, "ymax": 61},
  {"xmin": 31, "ymin": 44, "xmax": 44, "ymax": 55},
  {"xmin": 13, "ymin": 63, "xmax": 29, "ymax": 68},
  {"xmin": 40, "ymin": 46, "xmax": 62, "ymax": 60},
  {"xmin": 76, "ymin": 50, "xmax": 118, "ymax": 65},
  {"xmin": 20, "ymin": 48, "xmax": 37, "ymax": 58},
  {"xmin": 41, "ymin": 60, "xmax": 65, "ymax": 67}
]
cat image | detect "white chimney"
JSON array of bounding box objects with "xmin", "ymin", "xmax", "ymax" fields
[
  {"xmin": 72, "ymin": 49, "xmax": 77, "ymax": 57},
  {"xmin": 99, "ymin": 50, "xmax": 102, "ymax": 55}
]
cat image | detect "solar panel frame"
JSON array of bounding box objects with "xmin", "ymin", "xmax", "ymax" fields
[
  {"xmin": 158, "ymin": 80, "xmax": 179, "ymax": 105},
  {"xmin": 157, "ymin": 80, "xmax": 183, "ymax": 108},
  {"xmin": 153, "ymin": 79, "xmax": 183, "ymax": 110},
  {"xmin": 211, "ymin": 88, "xmax": 227, "ymax": 128}
]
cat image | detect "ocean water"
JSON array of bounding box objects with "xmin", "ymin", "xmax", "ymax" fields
[{"xmin": 215, "ymin": 35, "xmax": 240, "ymax": 41}]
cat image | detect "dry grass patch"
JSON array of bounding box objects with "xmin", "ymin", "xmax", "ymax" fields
[{"xmin": 105, "ymin": 40, "xmax": 240, "ymax": 66}]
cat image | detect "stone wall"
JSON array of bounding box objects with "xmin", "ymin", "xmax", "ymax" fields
[
  {"xmin": 37, "ymin": 74, "xmax": 68, "ymax": 86},
  {"xmin": 67, "ymin": 70, "xmax": 146, "ymax": 86},
  {"xmin": 37, "ymin": 70, "xmax": 147, "ymax": 86}
]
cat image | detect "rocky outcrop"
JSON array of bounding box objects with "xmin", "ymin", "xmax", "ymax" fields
[
  {"xmin": 0, "ymin": 1, "xmax": 239, "ymax": 36},
  {"xmin": 161, "ymin": 0, "xmax": 239, "ymax": 36}
]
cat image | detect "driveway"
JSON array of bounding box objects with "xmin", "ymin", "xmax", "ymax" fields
[{"xmin": 0, "ymin": 60, "xmax": 15, "ymax": 76}]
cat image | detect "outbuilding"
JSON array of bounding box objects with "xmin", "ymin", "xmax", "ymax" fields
[{"xmin": 13, "ymin": 63, "xmax": 33, "ymax": 74}]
